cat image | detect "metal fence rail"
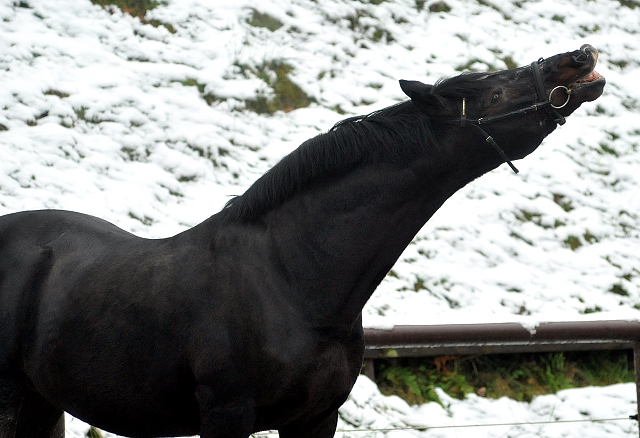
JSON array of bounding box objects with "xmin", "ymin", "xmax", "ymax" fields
[{"xmin": 362, "ymin": 320, "xmax": 640, "ymax": 437}]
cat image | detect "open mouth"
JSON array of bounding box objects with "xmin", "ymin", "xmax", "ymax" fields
[
  {"xmin": 573, "ymin": 69, "xmax": 604, "ymax": 85},
  {"xmin": 566, "ymin": 66, "xmax": 605, "ymax": 106}
]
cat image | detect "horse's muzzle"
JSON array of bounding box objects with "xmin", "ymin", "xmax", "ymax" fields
[{"xmin": 574, "ymin": 44, "xmax": 598, "ymax": 66}]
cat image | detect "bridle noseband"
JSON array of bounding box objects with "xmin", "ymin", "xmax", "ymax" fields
[{"xmin": 448, "ymin": 58, "xmax": 570, "ymax": 174}]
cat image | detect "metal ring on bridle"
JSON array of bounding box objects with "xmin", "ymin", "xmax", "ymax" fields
[{"xmin": 549, "ymin": 85, "xmax": 571, "ymax": 109}]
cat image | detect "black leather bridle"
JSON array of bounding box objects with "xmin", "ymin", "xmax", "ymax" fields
[{"xmin": 448, "ymin": 58, "xmax": 571, "ymax": 174}]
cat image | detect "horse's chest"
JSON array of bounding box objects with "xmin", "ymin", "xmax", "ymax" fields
[{"xmin": 254, "ymin": 333, "xmax": 364, "ymax": 429}]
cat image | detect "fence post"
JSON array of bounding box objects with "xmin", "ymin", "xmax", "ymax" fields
[
  {"xmin": 634, "ymin": 341, "xmax": 640, "ymax": 438},
  {"xmin": 363, "ymin": 358, "xmax": 375, "ymax": 380}
]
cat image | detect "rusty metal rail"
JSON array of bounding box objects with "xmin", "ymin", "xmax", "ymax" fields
[
  {"xmin": 364, "ymin": 320, "xmax": 640, "ymax": 358},
  {"xmin": 363, "ymin": 320, "xmax": 640, "ymax": 436}
]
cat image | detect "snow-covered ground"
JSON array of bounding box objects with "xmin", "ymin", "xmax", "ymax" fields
[
  {"xmin": 1, "ymin": 0, "xmax": 639, "ymax": 436},
  {"xmin": 66, "ymin": 378, "xmax": 638, "ymax": 438}
]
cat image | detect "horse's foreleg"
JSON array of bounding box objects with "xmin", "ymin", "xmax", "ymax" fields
[
  {"xmin": 0, "ymin": 374, "xmax": 23, "ymax": 438},
  {"xmin": 278, "ymin": 410, "xmax": 339, "ymax": 438},
  {"xmin": 196, "ymin": 385, "xmax": 256, "ymax": 438},
  {"xmin": 15, "ymin": 389, "xmax": 64, "ymax": 438}
]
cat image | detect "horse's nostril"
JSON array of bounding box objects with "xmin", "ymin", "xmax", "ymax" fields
[
  {"xmin": 573, "ymin": 53, "xmax": 588, "ymax": 64},
  {"xmin": 576, "ymin": 44, "xmax": 598, "ymax": 64}
]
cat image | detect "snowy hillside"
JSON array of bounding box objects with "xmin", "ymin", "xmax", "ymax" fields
[{"xmin": 1, "ymin": 0, "xmax": 639, "ymax": 436}]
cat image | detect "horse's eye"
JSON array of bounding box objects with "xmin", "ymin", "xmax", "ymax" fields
[{"xmin": 491, "ymin": 91, "xmax": 502, "ymax": 104}]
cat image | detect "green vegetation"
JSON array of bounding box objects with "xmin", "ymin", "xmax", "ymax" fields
[
  {"xmin": 244, "ymin": 61, "xmax": 315, "ymax": 114},
  {"xmin": 514, "ymin": 205, "xmax": 605, "ymax": 251},
  {"xmin": 91, "ymin": 0, "xmax": 175, "ymax": 32},
  {"xmin": 345, "ymin": 9, "xmax": 395, "ymax": 44},
  {"xmin": 91, "ymin": 0, "xmax": 162, "ymax": 19},
  {"xmin": 561, "ymin": 231, "xmax": 597, "ymax": 250},
  {"xmin": 564, "ymin": 235, "xmax": 582, "ymax": 250},
  {"xmin": 619, "ymin": 0, "xmax": 640, "ymax": 8},
  {"xmin": 429, "ymin": 1, "xmax": 452, "ymax": 12},
  {"xmin": 247, "ymin": 10, "xmax": 283, "ymax": 31},
  {"xmin": 502, "ymin": 55, "xmax": 517, "ymax": 69},
  {"xmin": 610, "ymin": 283, "xmax": 630, "ymax": 296},
  {"xmin": 375, "ymin": 350, "xmax": 634, "ymax": 405},
  {"xmin": 128, "ymin": 212, "xmax": 154, "ymax": 226},
  {"xmin": 176, "ymin": 78, "xmax": 219, "ymax": 106},
  {"xmin": 181, "ymin": 61, "xmax": 312, "ymax": 114},
  {"xmin": 600, "ymin": 142, "xmax": 619, "ymax": 156},
  {"xmin": 516, "ymin": 210, "xmax": 561, "ymax": 229},
  {"xmin": 87, "ymin": 426, "xmax": 103, "ymax": 438},
  {"xmin": 455, "ymin": 58, "xmax": 497, "ymax": 72},
  {"xmin": 44, "ymin": 89, "xmax": 70, "ymax": 99},
  {"xmin": 553, "ymin": 194, "xmax": 574, "ymax": 212}
]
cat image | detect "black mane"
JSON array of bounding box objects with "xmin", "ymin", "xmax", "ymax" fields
[
  {"xmin": 221, "ymin": 101, "xmax": 434, "ymax": 222},
  {"xmin": 433, "ymin": 71, "xmax": 493, "ymax": 99}
]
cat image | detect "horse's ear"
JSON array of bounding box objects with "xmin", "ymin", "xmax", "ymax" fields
[{"xmin": 399, "ymin": 80, "xmax": 452, "ymax": 117}]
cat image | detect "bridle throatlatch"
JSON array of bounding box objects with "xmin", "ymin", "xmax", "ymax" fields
[{"xmin": 450, "ymin": 58, "xmax": 571, "ymax": 174}]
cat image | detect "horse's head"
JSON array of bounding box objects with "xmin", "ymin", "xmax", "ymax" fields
[{"xmin": 401, "ymin": 45, "xmax": 605, "ymax": 169}]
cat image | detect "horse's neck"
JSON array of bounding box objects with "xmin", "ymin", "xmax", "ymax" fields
[{"xmin": 264, "ymin": 151, "xmax": 485, "ymax": 329}]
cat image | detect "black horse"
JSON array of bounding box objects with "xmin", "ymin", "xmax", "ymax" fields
[{"xmin": 0, "ymin": 45, "xmax": 604, "ymax": 438}]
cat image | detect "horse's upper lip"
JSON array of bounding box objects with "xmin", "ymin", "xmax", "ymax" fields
[{"xmin": 569, "ymin": 44, "xmax": 604, "ymax": 87}]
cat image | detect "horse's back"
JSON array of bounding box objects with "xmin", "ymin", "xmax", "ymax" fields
[{"xmin": 0, "ymin": 209, "xmax": 135, "ymax": 245}]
